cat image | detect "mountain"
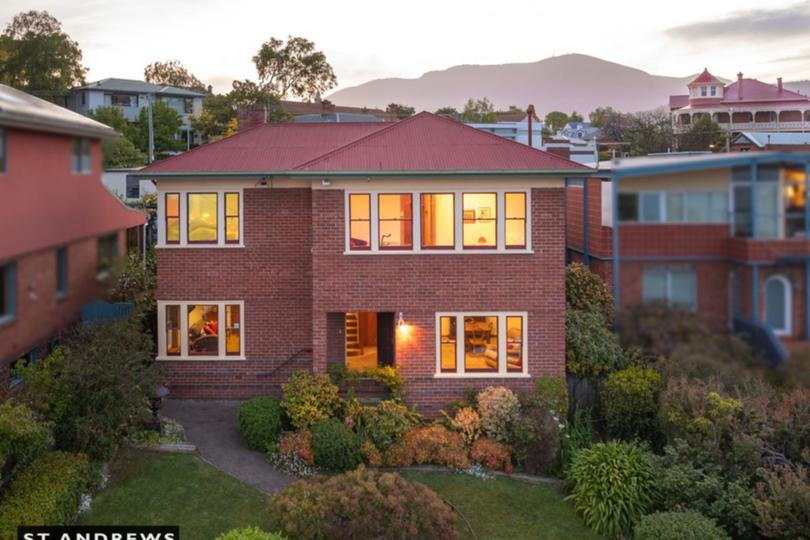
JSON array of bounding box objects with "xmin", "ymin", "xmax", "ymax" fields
[{"xmin": 327, "ymin": 54, "xmax": 795, "ymax": 116}]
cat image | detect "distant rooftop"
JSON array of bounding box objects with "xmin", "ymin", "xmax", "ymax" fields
[
  {"xmin": 73, "ymin": 78, "xmax": 207, "ymax": 97},
  {"xmin": 608, "ymin": 151, "xmax": 810, "ymax": 177},
  {"xmin": 0, "ymin": 83, "xmax": 117, "ymax": 139},
  {"xmin": 295, "ymin": 112, "xmax": 385, "ymax": 123},
  {"xmin": 733, "ymin": 131, "xmax": 810, "ymax": 148}
]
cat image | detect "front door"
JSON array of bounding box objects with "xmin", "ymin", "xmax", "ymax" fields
[{"xmin": 345, "ymin": 312, "xmax": 395, "ymax": 371}]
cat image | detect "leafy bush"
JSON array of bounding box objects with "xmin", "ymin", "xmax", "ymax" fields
[
  {"xmin": 601, "ymin": 366, "xmax": 662, "ymax": 442},
  {"xmin": 534, "ymin": 376, "xmax": 569, "ymax": 419},
  {"xmin": 566, "ymin": 310, "xmax": 625, "ymax": 379},
  {"xmin": 476, "ymin": 386, "xmax": 520, "ymax": 443},
  {"xmin": 566, "ymin": 262, "xmax": 613, "ymax": 319},
  {"xmin": 767, "ymin": 387, "xmax": 810, "ymax": 465},
  {"xmin": 634, "ymin": 511, "xmax": 729, "ymax": 540},
  {"xmin": 511, "ymin": 394, "xmax": 561, "ymax": 475},
  {"xmin": 618, "ymin": 301, "xmax": 712, "ymax": 358},
  {"xmin": 17, "ymin": 314, "xmax": 159, "ymax": 460},
  {"xmin": 276, "ymin": 430, "xmax": 314, "ymax": 465},
  {"xmin": 353, "ymin": 400, "xmax": 419, "ymax": 451},
  {"xmin": 238, "ymin": 396, "xmax": 284, "ymax": 451},
  {"xmin": 0, "ymin": 401, "xmax": 52, "ymax": 485},
  {"xmin": 216, "ymin": 527, "xmax": 286, "ymax": 540},
  {"xmin": 360, "ymin": 441, "xmax": 382, "ymax": 467},
  {"xmin": 328, "ymin": 364, "xmax": 405, "ymax": 402},
  {"xmin": 0, "ymin": 451, "xmax": 90, "ymax": 539},
  {"xmin": 311, "ymin": 418, "xmax": 362, "ymax": 471},
  {"xmin": 267, "ymin": 467, "xmax": 458, "ymax": 540},
  {"xmin": 281, "ymin": 372, "xmax": 341, "ymax": 430},
  {"xmin": 565, "ymin": 441, "xmax": 657, "ymax": 538},
  {"xmin": 471, "ymin": 437, "xmax": 512, "ymax": 473},
  {"xmin": 447, "ymin": 407, "xmax": 481, "ymax": 445},
  {"xmin": 384, "ymin": 425, "xmax": 470, "ymax": 469},
  {"xmin": 753, "ymin": 464, "xmax": 810, "ymax": 540},
  {"xmin": 559, "ymin": 407, "xmax": 596, "ymax": 470}
]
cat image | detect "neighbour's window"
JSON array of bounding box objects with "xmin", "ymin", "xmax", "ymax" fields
[
  {"xmin": 166, "ymin": 305, "xmax": 180, "ymax": 356},
  {"xmin": 56, "ymin": 247, "xmax": 68, "ymax": 296},
  {"xmin": 187, "ymin": 193, "xmax": 218, "ymax": 243},
  {"xmin": 617, "ymin": 193, "xmax": 638, "ymax": 221},
  {"xmin": 188, "ymin": 304, "xmax": 219, "ymax": 355},
  {"xmin": 226, "ymin": 304, "xmax": 241, "ymax": 355},
  {"xmin": 701, "ymin": 86, "xmax": 707, "ymax": 96},
  {"xmin": 665, "ymin": 193, "xmax": 685, "ymax": 223},
  {"xmin": 349, "ymin": 194, "xmax": 371, "ymax": 250},
  {"xmin": 436, "ymin": 313, "xmax": 527, "ymax": 376},
  {"xmin": 462, "ymin": 193, "xmax": 497, "ymax": 248},
  {"xmin": 97, "ymin": 234, "xmax": 118, "ymax": 274},
  {"xmin": 0, "ymin": 262, "xmax": 16, "ymax": 321},
  {"xmin": 183, "ymin": 99, "xmax": 193, "ymax": 114},
  {"xmin": 111, "ymin": 94, "xmax": 133, "ymax": 107},
  {"xmin": 421, "ymin": 193, "xmax": 455, "ymax": 249},
  {"xmin": 621, "ymin": 191, "xmax": 728, "ymax": 223},
  {"xmin": 71, "ymin": 138, "xmax": 91, "ymax": 174},
  {"xmin": 710, "ymin": 86, "xmax": 717, "ymax": 96},
  {"xmin": 0, "ymin": 128, "xmax": 6, "ymax": 173},
  {"xmin": 224, "ymin": 193, "xmax": 240, "ymax": 244},
  {"xmin": 640, "ymin": 193, "xmax": 661, "ymax": 222},
  {"xmin": 505, "ymin": 193, "xmax": 526, "ymax": 248},
  {"xmin": 165, "ymin": 193, "xmax": 180, "ymax": 243},
  {"xmin": 642, "ymin": 266, "xmax": 697, "ymax": 311},
  {"xmin": 378, "ymin": 194, "xmax": 413, "ymax": 249}
]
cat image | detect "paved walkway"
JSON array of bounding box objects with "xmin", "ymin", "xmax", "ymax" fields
[{"xmin": 161, "ymin": 399, "xmax": 295, "ymax": 494}]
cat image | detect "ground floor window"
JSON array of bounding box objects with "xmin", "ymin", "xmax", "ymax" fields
[
  {"xmin": 435, "ymin": 312, "xmax": 528, "ymax": 377},
  {"xmin": 642, "ymin": 266, "xmax": 697, "ymax": 311},
  {"xmin": 157, "ymin": 300, "xmax": 244, "ymax": 359},
  {"xmin": 764, "ymin": 275, "xmax": 792, "ymax": 336}
]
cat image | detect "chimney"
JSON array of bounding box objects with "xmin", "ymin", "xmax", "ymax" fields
[
  {"xmin": 527, "ymin": 104, "xmax": 535, "ymax": 147},
  {"xmin": 236, "ymin": 106, "xmax": 266, "ymax": 132},
  {"xmin": 777, "ymin": 77, "xmax": 783, "ymax": 92},
  {"xmin": 545, "ymin": 145, "xmax": 571, "ymax": 160},
  {"xmin": 737, "ymin": 72, "xmax": 744, "ymax": 100}
]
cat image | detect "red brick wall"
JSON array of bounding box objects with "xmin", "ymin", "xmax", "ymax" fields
[
  {"xmin": 155, "ymin": 188, "xmax": 313, "ymax": 398},
  {"xmin": 0, "ymin": 232, "xmax": 125, "ymax": 399}
]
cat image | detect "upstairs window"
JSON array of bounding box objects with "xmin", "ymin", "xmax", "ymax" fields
[
  {"xmin": 160, "ymin": 190, "xmax": 243, "ymax": 247},
  {"xmin": 349, "ymin": 194, "xmax": 371, "ymax": 251},
  {"xmin": 187, "ymin": 193, "xmax": 218, "ymax": 243},
  {"xmin": 463, "ymin": 193, "xmax": 497, "ymax": 249},
  {"xmin": 378, "ymin": 194, "xmax": 413, "ymax": 250},
  {"xmin": 165, "ymin": 193, "xmax": 180, "ymax": 243},
  {"xmin": 0, "ymin": 262, "xmax": 16, "ymax": 323},
  {"xmin": 710, "ymin": 86, "xmax": 717, "ymax": 96},
  {"xmin": 111, "ymin": 94, "xmax": 133, "ymax": 107},
  {"xmin": 701, "ymin": 86, "xmax": 707, "ymax": 96},
  {"xmin": 224, "ymin": 193, "xmax": 240, "ymax": 244},
  {"xmin": 421, "ymin": 193, "xmax": 455, "ymax": 249},
  {"xmin": 72, "ymin": 138, "xmax": 91, "ymax": 174},
  {"xmin": 505, "ymin": 192, "xmax": 527, "ymax": 248}
]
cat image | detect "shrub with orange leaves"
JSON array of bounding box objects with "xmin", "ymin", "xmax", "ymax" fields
[
  {"xmin": 471, "ymin": 437, "xmax": 513, "ymax": 473},
  {"xmin": 384, "ymin": 425, "xmax": 470, "ymax": 469},
  {"xmin": 277, "ymin": 429, "xmax": 313, "ymax": 465},
  {"xmin": 450, "ymin": 407, "xmax": 481, "ymax": 445}
]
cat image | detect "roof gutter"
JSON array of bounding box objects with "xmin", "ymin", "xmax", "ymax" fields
[
  {"xmin": 0, "ymin": 114, "xmax": 119, "ymax": 140},
  {"xmin": 612, "ymin": 152, "xmax": 810, "ymax": 179},
  {"xmin": 129, "ymin": 168, "xmax": 594, "ymax": 179}
]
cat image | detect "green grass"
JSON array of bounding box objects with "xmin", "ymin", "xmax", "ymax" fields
[
  {"xmin": 403, "ymin": 472, "xmax": 600, "ymax": 540},
  {"xmin": 80, "ymin": 448, "xmax": 275, "ymax": 540}
]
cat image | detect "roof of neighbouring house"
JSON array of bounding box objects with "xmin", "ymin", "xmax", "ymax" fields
[
  {"xmin": 689, "ymin": 68, "xmax": 722, "ymax": 85},
  {"xmin": 72, "ymin": 78, "xmax": 207, "ymax": 97},
  {"xmin": 722, "ymin": 78, "xmax": 808, "ymax": 102},
  {"xmin": 733, "ymin": 131, "xmax": 810, "ymax": 148},
  {"xmin": 137, "ymin": 112, "xmax": 589, "ymax": 175},
  {"xmin": 0, "ymin": 83, "xmax": 117, "ymax": 138},
  {"xmin": 295, "ymin": 113, "xmax": 386, "ymax": 123}
]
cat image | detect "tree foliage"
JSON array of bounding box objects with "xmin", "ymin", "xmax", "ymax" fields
[
  {"xmin": 132, "ymin": 100, "xmax": 184, "ymax": 156},
  {"xmin": 252, "ymin": 36, "xmax": 337, "ymax": 100},
  {"xmin": 462, "ymin": 97, "xmax": 496, "ymax": 123},
  {"xmin": 435, "ymin": 106, "xmax": 459, "ymax": 117},
  {"xmin": 678, "ymin": 115, "xmax": 725, "ymax": 152},
  {"xmin": 387, "ymin": 102, "xmax": 415, "ymax": 119},
  {"xmin": 544, "ymin": 111, "xmax": 572, "ymax": 133},
  {"xmin": 100, "ymin": 138, "xmax": 147, "ymax": 169},
  {"xmin": 0, "ymin": 11, "xmax": 86, "ymax": 101},
  {"xmin": 144, "ymin": 60, "xmax": 207, "ymax": 92}
]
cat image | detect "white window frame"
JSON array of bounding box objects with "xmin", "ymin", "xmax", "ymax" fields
[
  {"xmin": 344, "ymin": 189, "xmax": 532, "ymax": 254},
  {"xmin": 764, "ymin": 274, "xmax": 792, "ymax": 336},
  {"xmin": 434, "ymin": 311, "xmax": 529, "ymax": 378},
  {"xmin": 156, "ymin": 189, "xmax": 244, "ymax": 248},
  {"xmin": 156, "ymin": 300, "xmax": 245, "ymax": 360}
]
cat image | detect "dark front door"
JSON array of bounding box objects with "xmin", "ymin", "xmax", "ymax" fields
[{"xmin": 377, "ymin": 312, "xmax": 395, "ymax": 367}]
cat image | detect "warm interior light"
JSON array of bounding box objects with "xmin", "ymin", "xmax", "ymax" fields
[
  {"xmin": 396, "ymin": 312, "xmax": 410, "ymax": 335},
  {"xmin": 396, "ymin": 312, "xmax": 405, "ymax": 327}
]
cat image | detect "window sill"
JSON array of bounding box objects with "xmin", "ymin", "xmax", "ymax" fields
[
  {"xmin": 156, "ymin": 244, "xmax": 245, "ymax": 249},
  {"xmin": 155, "ymin": 355, "xmax": 247, "ymax": 362},
  {"xmin": 433, "ymin": 372, "xmax": 531, "ymax": 379},
  {"xmin": 344, "ymin": 249, "xmax": 534, "ymax": 256}
]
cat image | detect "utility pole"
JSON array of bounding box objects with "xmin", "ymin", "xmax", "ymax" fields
[{"xmin": 147, "ymin": 94, "xmax": 155, "ymax": 164}]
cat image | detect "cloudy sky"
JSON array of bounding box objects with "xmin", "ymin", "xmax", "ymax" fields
[{"xmin": 2, "ymin": 0, "xmax": 809, "ymax": 94}]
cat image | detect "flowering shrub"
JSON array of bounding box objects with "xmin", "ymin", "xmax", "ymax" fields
[
  {"xmin": 566, "ymin": 262, "xmax": 613, "ymax": 319},
  {"xmin": 276, "ymin": 430, "xmax": 313, "ymax": 465},
  {"xmin": 449, "ymin": 407, "xmax": 481, "ymax": 445},
  {"xmin": 471, "ymin": 437, "xmax": 512, "ymax": 473},
  {"xmin": 353, "ymin": 400, "xmax": 419, "ymax": 451},
  {"xmin": 360, "ymin": 441, "xmax": 382, "ymax": 467},
  {"xmin": 266, "ymin": 452, "xmax": 318, "ymax": 478},
  {"xmin": 384, "ymin": 425, "xmax": 470, "ymax": 469},
  {"xmin": 476, "ymin": 386, "xmax": 520, "ymax": 443},
  {"xmin": 281, "ymin": 372, "xmax": 341, "ymax": 430},
  {"xmin": 753, "ymin": 464, "xmax": 810, "ymax": 540},
  {"xmin": 268, "ymin": 467, "xmax": 458, "ymax": 540},
  {"xmin": 216, "ymin": 527, "xmax": 287, "ymax": 540}
]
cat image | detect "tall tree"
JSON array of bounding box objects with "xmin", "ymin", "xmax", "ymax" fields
[
  {"xmin": 252, "ymin": 36, "xmax": 337, "ymax": 100},
  {"xmin": 89, "ymin": 106, "xmax": 146, "ymax": 168},
  {"xmin": 622, "ymin": 108, "xmax": 674, "ymax": 156},
  {"xmin": 570, "ymin": 111, "xmax": 584, "ymax": 123},
  {"xmin": 589, "ymin": 106, "xmax": 627, "ymax": 142},
  {"xmin": 0, "ymin": 11, "xmax": 86, "ymax": 101},
  {"xmin": 387, "ymin": 103, "xmax": 415, "ymax": 119},
  {"xmin": 435, "ymin": 106, "xmax": 459, "ymax": 117},
  {"xmin": 462, "ymin": 97, "xmax": 496, "ymax": 123},
  {"xmin": 132, "ymin": 100, "xmax": 184, "ymax": 156},
  {"xmin": 544, "ymin": 111, "xmax": 570, "ymax": 133},
  {"xmin": 144, "ymin": 60, "xmax": 207, "ymax": 92},
  {"xmin": 678, "ymin": 115, "xmax": 725, "ymax": 152}
]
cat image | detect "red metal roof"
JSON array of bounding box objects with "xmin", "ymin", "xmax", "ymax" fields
[
  {"xmin": 723, "ymin": 78, "xmax": 809, "ymax": 102},
  {"xmin": 141, "ymin": 112, "xmax": 586, "ymax": 174},
  {"xmin": 689, "ymin": 68, "xmax": 721, "ymax": 85}
]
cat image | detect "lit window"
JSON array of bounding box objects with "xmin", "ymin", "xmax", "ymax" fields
[
  {"xmin": 72, "ymin": 138, "xmax": 91, "ymax": 174},
  {"xmin": 166, "ymin": 305, "xmax": 180, "ymax": 356},
  {"xmin": 187, "ymin": 193, "xmax": 218, "ymax": 243},
  {"xmin": 0, "ymin": 263, "xmax": 16, "ymax": 321},
  {"xmin": 643, "ymin": 266, "xmax": 697, "ymax": 311},
  {"xmin": 464, "ymin": 316, "xmax": 499, "ymax": 372},
  {"xmin": 226, "ymin": 304, "xmax": 241, "ymax": 355},
  {"xmin": 439, "ymin": 315, "xmax": 457, "ymax": 372},
  {"xmin": 378, "ymin": 194, "xmax": 413, "ymax": 249},
  {"xmin": 224, "ymin": 193, "xmax": 240, "ymax": 244},
  {"xmin": 505, "ymin": 193, "xmax": 526, "ymax": 248},
  {"xmin": 97, "ymin": 234, "xmax": 118, "ymax": 274},
  {"xmin": 166, "ymin": 193, "xmax": 180, "ymax": 243},
  {"xmin": 506, "ymin": 316, "xmax": 523, "ymax": 372},
  {"xmin": 56, "ymin": 247, "xmax": 68, "ymax": 296},
  {"xmin": 188, "ymin": 304, "xmax": 219, "ymax": 355},
  {"xmin": 421, "ymin": 193, "xmax": 455, "ymax": 249},
  {"xmin": 349, "ymin": 194, "xmax": 371, "ymax": 250},
  {"xmin": 463, "ymin": 193, "xmax": 497, "ymax": 248}
]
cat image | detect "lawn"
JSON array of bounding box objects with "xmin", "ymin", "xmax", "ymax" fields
[
  {"xmin": 403, "ymin": 472, "xmax": 600, "ymax": 540},
  {"xmin": 80, "ymin": 448, "xmax": 275, "ymax": 540},
  {"xmin": 82, "ymin": 448, "xmax": 597, "ymax": 540}
]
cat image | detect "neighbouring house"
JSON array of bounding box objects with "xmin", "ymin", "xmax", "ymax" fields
[
  {"xmin": 67, "ymin": 78, "xmax": 207, "ymax": 147},
  {"xmin": 560, "ymin": 121, "xmax": 600, "ymax": 141},
  {"xmin": 0, "ymin": 84, "xmax": 146, "ymax": 397},
  {"xmin": 542, "ymin": 134, "xmax": 599, "ymax": 165},
  {"xmin": 102, "ymin": 167, "xmax": 156, "ymax": 202},
  {"xmin": 130, "ymin": 112, "xmax": 589, "ymax": 414},
  {"xmin": 566, "ymin": 152, "xmax": 810, "ymax": 363},
  {"xmin": 671, "ymin": 69, "xmax": 810, "ymax": 135},
  {"xmin": 466, "ymin": 120, "xmax": 545, "ymax": 149},
  {"xmin": 280, "ymin": 98, "xmax": 396, "ymax": 122},
  {"xmin": 731, "ymin": 132, "xmax": 810, "ymax": 153}
]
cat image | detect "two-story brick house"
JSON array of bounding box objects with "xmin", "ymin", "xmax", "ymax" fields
[
  {"xmin": 133, "ymin": 112, "xmax": 589, "ymax": 414},
  {"xmin": 566, "ymin": 152, "xmax": 810, "ymax": 363},
  {"xmin": 0, "ymin": 84, "xmax": 146, "ymax": 397}
]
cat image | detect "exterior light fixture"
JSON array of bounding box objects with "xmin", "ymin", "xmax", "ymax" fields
[
  {"xmin": 396, "ymin": 312, "xmax": 405, "ymax": 327},
  {"xmin": 256, "ymin": 176, "xmax": 269, "ymax": 187}
]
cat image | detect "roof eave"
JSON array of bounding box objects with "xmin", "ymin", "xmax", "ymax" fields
[
  {"xmin": 130, "ymin": 168, "xmax": 593, "ymax": 178},
  {"xmin": 0, "ymin": 113, "xmax": 119, "ymax": 139}
]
